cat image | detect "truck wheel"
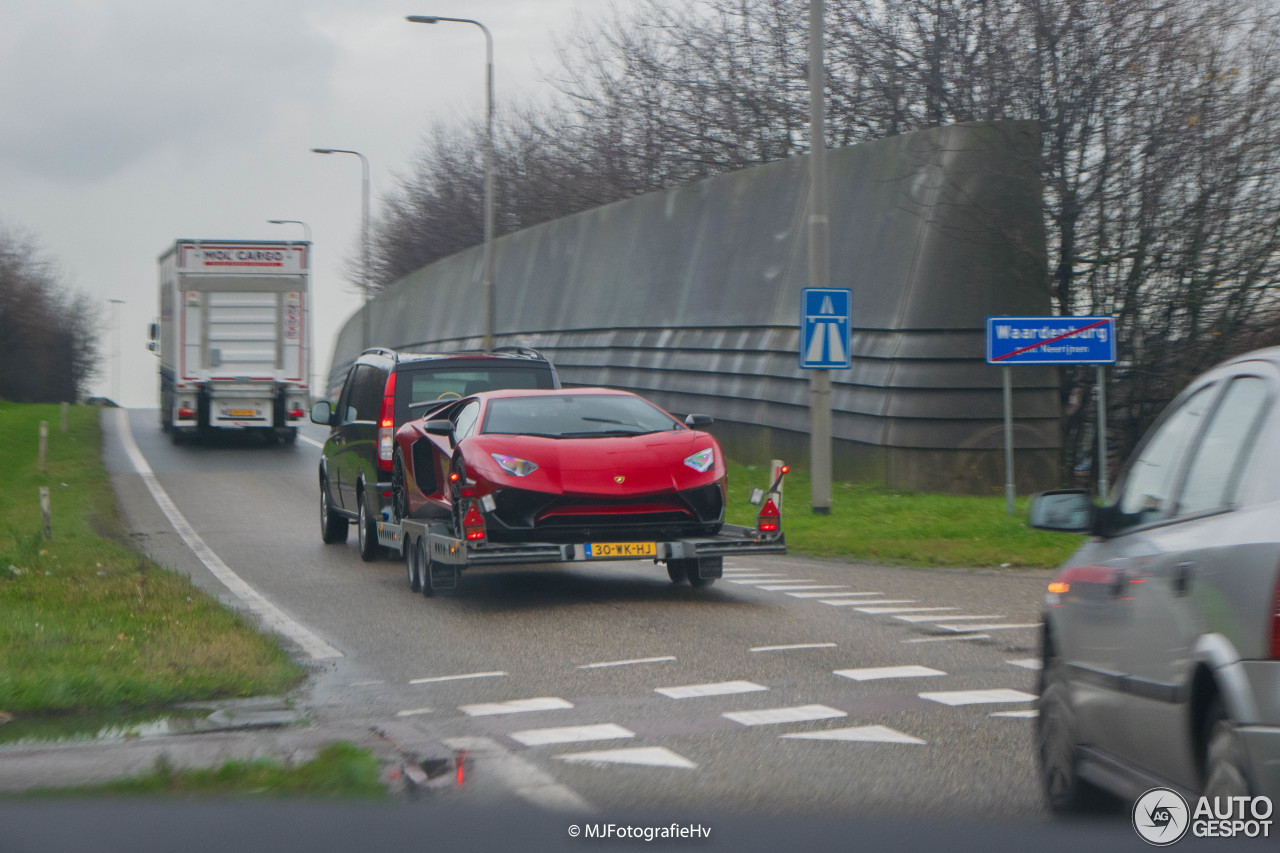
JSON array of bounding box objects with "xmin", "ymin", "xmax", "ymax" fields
[
  {"xmin": 357, "ymin": 489, "xmax": 382, "ymax": 562},
  {"xmin": 406, "ymin": 537, "xmax": 422, "ymax": 592},
  {"xmin": 320, "ymin": 477, "xmax": 348, "ymax": 544}
]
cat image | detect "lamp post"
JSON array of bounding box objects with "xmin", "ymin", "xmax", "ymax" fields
[
  {"xmin": 268, "ymin": 219, "xmax": 315, "ymax": 395},
  {"xmin": 109, "ymin": 299, "xmax": 124, "ymax": 405},
  {"xmin": 808, "ymin": 0, "xmax": 832, "ymax": 515},
  {"xmin": 407, "ymin": 14, "xmax": 495, "ymax": 352},
  {"xmin": 311, "ymin": 148, "xmax": 372, "ymax": 351}
]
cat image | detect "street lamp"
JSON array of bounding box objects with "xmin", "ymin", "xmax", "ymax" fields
[
  {"xmin": 406, "ymin": 14, "xmax": 495, "ymax": 352},
  {"xmin": 109, "ymin": 299, "xmax": 125, "ymax": 405},
  {"xmin": 312, "ymin": 148, "xmax": 372, "ymax": 351},
  {"xmin": 268, "ymin": 219, "xmax": 315, "ymax": 395}
]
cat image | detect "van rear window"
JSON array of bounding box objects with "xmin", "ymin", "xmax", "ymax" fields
[{"xmin": 393, "ymin": 365, "xmax": 555, "ymax": 425}]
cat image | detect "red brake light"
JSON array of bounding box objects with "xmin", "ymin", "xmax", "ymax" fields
[
  {"xmin": 377, "ymin": 372, "xmax": 397, "ymax": 472},
  {"xmin": 177, "ymin": 408, "xmax": 196, "ymax": 420},
  {"xmin": 462, "ymin": 504, "xmax": 486, "ymax": 542},
  {"xmin": 757, "ymin": 496, "xmax": 780, "ymax": 533}
]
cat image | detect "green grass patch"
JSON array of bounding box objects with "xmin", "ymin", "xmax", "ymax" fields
[
  {"xmin": 0, "ymin": 401, "xmax": 306, "ymax": 718},
  {"xmin": 20, "ymin": 741, "xmax": 388, "ymax": 798},
  {"xmin": 725, "ymin": 460, "xmax": 1083, "ymax": 568}
]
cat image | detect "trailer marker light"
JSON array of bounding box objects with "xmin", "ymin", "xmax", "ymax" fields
[
  {"xmin": 462, "ymin": 504, "xmax": 486, "ymax": 541},
  {"xmin": 757, "ymin": 497, "xmax": 780, "ymax": 533}
]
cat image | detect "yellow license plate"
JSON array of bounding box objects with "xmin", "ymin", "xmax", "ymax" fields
[
  {"xmin": 587, "ymin": 542, "xmax": 655, "ymax": 558},
  {"xmin": 229, "ymin": 409, "xmax": 258, "ymax": 417}
]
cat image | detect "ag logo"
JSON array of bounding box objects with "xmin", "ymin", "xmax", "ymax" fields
[{"xmin": 1133, "ymin": 787, "xmax": 1191, "ymax": 845}]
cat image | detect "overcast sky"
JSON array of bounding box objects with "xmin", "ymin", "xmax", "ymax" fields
[{"xmin": 0, "ymin": 0, "xmax": 649, "ymax": 408}]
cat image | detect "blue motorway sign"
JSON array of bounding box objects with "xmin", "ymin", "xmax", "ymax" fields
[
  {"xmin": 986, "ymin": 316, "xmax": 1116, "ymax": 365},
  {"xmin": 801, "ymin": 288, "xmax": 852, "ymax": 369}
]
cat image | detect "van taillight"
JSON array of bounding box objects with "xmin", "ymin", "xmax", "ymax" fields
[{"xmin": 378, "ymin": 371, "xmax": 397, "ymax": 472}]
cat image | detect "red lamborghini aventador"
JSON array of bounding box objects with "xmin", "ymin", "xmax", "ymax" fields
[{"xmin": 389, "ymin": 388, "xmax": 727, "ymax": 544}]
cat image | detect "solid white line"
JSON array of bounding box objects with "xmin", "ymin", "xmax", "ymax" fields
[
  {"xmin": 576, "ymin": 656, "xmax": 676, "ymax": 670},
  {"xmin": 750, "ymin": 643, "xmax": 838, "ymax": 653},
  {"xmin": 655, "ymin": 680, "xmax": 767, "ymax": 699},
  {"xmin": 298, "ymin": 434, "xmax": 325, "ymax": 450},
  {"xmin": 510, "ymin": 724, "xmax": 635, "ymax": 747},
  {"xmin": 115, "ymin": 409, "xmax": 343, "ymax": 661},
  {"xmin": 834, "ymin": 665, "xmax": 946, "ymax": 682},
  {"xmin": 723, "ymin": 704, "xmax": 846, "ymax": 726},
  {"xmin": 460, "ymin": 697, "xmax": 574, "ymax": 717},
  {"xmin": 410, "ymin": 670, "xmax": 506, "ymax": 684},
  {"xmin": 394, "ymin": 707, "xmax": 433, "ymax": 718}
]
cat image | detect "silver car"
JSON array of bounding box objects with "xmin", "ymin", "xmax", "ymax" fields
[{"xmin": 1029, "ymin": 347, "xmax": 1280, "ymax": 811}]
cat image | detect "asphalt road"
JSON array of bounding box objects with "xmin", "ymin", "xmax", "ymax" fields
[{"xmin": 63, "ymin": 408, "xmax": 1158, "ymax": 849}]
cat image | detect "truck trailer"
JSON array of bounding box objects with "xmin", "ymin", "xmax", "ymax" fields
[{"xmin": 151, "ymin": 239, "xmax": 311, "ymax": 444}]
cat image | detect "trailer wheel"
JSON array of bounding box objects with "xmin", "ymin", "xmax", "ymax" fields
[
  {"xmin": 687, "ymin": 556, "xmax": 722, "ymax": 588},
  {"xmin": 406, "ymin": 536, "xmax": 422, "ymax": 592},
  {"xmin": 417, "ymin": 539, "xmax": 434, "ymax": 598},
  {"xmin": 391, "ymin": 450, "xmax": 409, "ymax": 523},
  {"xmin": 666, "ymin": 561, "xmax": 689, "ymax": 584}
]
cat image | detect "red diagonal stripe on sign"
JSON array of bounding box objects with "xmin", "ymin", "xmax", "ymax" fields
[{"xmin": 992, "ymin": 318, "xmax": 1108, "ymax": 362}]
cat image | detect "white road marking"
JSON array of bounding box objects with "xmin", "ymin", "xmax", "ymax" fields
[
  {"xmin": 655, "ymin": 680, "xmax": 767, "ymax": 699},
  {"xmin": 1006, "ymin": 658, "xmax": 1043, "ymax": 670},
  {"xmin": 822, "ymin": 598, "xmax": 915, "ymax": 607},
  {"xmin": 787, "ymin": 591, "xmax": 884, "ymax": 599},
  {"xmin": 577, "ymin": 656, "xmax": 676, "ymax": 670},
  {"xmin": 394, "ymin": 707, "xmax": 433, "ymax": 717},
  {"xmin": 555, "ymin": 747, "xmax": 696, "ymax": 769},
  {"xmin": 727, "ymin": 578, "xmax": 816, "ymax": 586},
  {"xmin": 937, "ymin": 623, "xmax": 1039, "ymax": 633},
  {"xmin": 919, "ymin": 689, "xmax": 1036, "ymax": 706},
  {"xmin": 721, "ymin": 572, "xmax": 786, "ymax": 579},
  {"xmin": 445, "ymin": 736, "xmax": 595, "ymax": 812},
  {"xmin": 460, "ymin": 697, "xmax": 574, "ymax": 716},
  {"xmin": 991, "ymin": 710, "xmax": 1039, "ymax": 719},
  {"xmin": 510, "ymin": 724, "xmax": 635, "ymax": 747},
  {"xmin": 115, "ymin": 409, "xmax": 344, "ymax": 661},
  {"xmin": 782, "ymin": 725, "xmax": 925, "ymax": 744},
  {"xmin": 903, "ymin": 635, "xmax": 991, "ymax": 644},
  {"xmin": 894, "ymin": 613, "xmax": 1003, "ymax": 623},
  {"xmin": 853, "ymin": 606, "xmax": 958, "ymax": 615},
  {"xmin": 298, "ymin": 434, "xmax": 325, "ymax": 450},
  {"xmin": 750, "ymin": 643, "xmax": 838, "ymax": 653},
  {"xmin": 757, "ymin": 584, "xmax": 850, "ymax": 592},
  {"xmin": 834, "ymin": 665, "xmax": 946, "ymax": 682},
  {"xmin": 410, "ymin": 670, "xmax": 507, "ymax": 685},
  {"xmin": 350, "ymin": 680, "xmax": 385, "ymax": 686},
  {"xmin": 412, "ymin": 666, "xmax": 506, "ymax": 681},
  {"xmin": 723, "ymin": 704, "xmax": 847, "ymax": 726}
]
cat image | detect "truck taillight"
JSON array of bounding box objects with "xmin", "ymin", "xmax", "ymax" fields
[
  {"xmin": 757, "ymin": 496, "xmax": 780, "ymax": 534},
  {"xmin": 378, "ymin": 372, "xmax": 397, "ymax": 472},
  {"xmin": 288, "ymin": 407, "xmax": 305, "ymax": 420},
  {"xmin": 462, "ymin": 504, "xmax": 486, "ymax": 542}
]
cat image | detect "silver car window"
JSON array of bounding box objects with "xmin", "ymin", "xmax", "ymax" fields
[
  {"xmin": 1116, "ymin": 384, "xmax": 1215, "ymax": 524},
  {"xmin": 453, "ymin": 400, "xmax": 482, "ymax": 440},
  {"xmin": 1175, "ymin": 376, "xmax": 1269, "ymax": 516}
]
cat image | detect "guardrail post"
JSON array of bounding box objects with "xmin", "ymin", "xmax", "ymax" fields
[
  {"xmin": 61, "ymin": 402, "xmax": 69, "ymax": 433},
  {"xmin": 39, "ymin": 487, "xmax": 52, "ymax": 539},
  {"xmin": 38, "ymin": 420, "xmax": 48, "ymax": 473}
]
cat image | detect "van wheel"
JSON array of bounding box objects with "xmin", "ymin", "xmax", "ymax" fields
[
  {"xmin": 320, "ymin": 476, "xmax": 348, "ymax": 544},
  {"xmin": 1204, "ymin": 700, "xmax": 1251, "ymax": 798},
  {"xmin": 357, "ymin": 489, "xmax": 382, "ymax": 562}
]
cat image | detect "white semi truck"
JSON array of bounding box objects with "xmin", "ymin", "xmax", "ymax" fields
[{"xmin": 150, "ymin": 239, "xmax": 311, "ymax": 444}]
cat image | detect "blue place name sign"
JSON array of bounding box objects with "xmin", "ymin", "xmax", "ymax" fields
[{"xmin": 986, "ymin": 316, "xmax": 1116, "ymax": 365}]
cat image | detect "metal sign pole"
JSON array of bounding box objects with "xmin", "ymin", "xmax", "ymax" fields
[
  {"xmin": 1096, "ymin": 364, "xmax": 1108, "ymax": 499},
  {"xmin": 807, "ymin": 0, "xmax": 832, "ymax": 515},
  {"xmin": 1003, "ymin": 365, "xmax": 1015, "ymax": 515}
]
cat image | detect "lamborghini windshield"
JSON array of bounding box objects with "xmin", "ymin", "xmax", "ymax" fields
[{"xmin": 482, "ymin": 394, "xmax": 681, "ymax": 438}]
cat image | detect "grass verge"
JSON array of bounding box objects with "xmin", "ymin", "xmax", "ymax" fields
[
  {"xmin": 724, "ymin": 460, "xmax": 1083, "ymax": 568},
  {"xmin": 0, "ymin": 401, "xmax": 307, "ymax": 717}
]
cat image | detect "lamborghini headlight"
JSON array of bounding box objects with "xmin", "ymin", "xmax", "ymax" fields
[
  {"xmin": 491, "ymin": 453, "xmax": 539, "ymax": 477},
  {"xmin": 684, "ymin": 448, "xmax": 715, "ymax": 473}
]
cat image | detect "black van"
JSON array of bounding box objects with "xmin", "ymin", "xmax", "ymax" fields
[{"xmin": 310, "ymin": 347, "xmax": 561, "ymax": 560}]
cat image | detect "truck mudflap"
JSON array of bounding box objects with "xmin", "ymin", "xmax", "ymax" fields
[{"xmin": 378, "ymin": 520, "xmax": 784, "ymax": 568}]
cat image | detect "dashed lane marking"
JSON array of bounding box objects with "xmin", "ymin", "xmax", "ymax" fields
[
  {"xmin": 919, "ymin": 689, "xmax": 1036, "ymax": 706},
  {"xmin": 821, "ymin": 598, "xmax": 915, "ymax": 607},
  {"xmin": 1007, "ymin": 658, "xmax": 1042, "ymax": 670},
  {"xmin": 394, "ymin": 707, "xmax": 433, "ymax": 718},
  {"xmin": 853, "ymin": 606, "xmax": 958, "ymax": 615},
  {"xmin": 723, "ymin": 704, "xmax": 847, "ymax": 727},
  {"xmin": 757, "ymin": 584, "xmax": 850, "ymax": 592},
  {"xmin": 894, "ymin": 613, "xmax": 1003, "ymax": 623},
  {"xmin": 577, "ymin": 656, "xmax": 676, "ymax": 670},
  {"xmin": 781, "ymin": 725, "xmax": 925, "ymax": 744},
  {"xmin": 410, "ymin": 670, "xmax": 507, "ymax": 685},
  {"xmin": 750, "ymin": 643, "xmax": 838, "ymax": 653},
  {"xmin": 903, "ymin": 635, "xmax": 992, "ymax": 643},
  {"xmin": 787, "ymin": 591, "xmax": 884, "ymax": 599},
  {"xmin": 727, "ymin": 578, "xmax": 816, "ymax": 586},
  {"xmin": 298, "ymin": 434, "xmax": 325, "ymax": 450},
  {"xmin": 656, "ymin": 681, "xmax": 767, "ymax": 699},
  {"xmin": 834, "ymin": 665, "xmax": 947, "ymax": 682},
  {"xmin": 991, "ymin": 710, "xmax": 1039, "ymax": 719},
  {"xmin": 460, "ymin": 697, "xmax": 574, "ymax": 717},
  {"xmin": 555, "ymin": 746, "xmax": 696, "ymax": 769},
  {"xmin": 510, "ymin": 724, "xmax": 635, "ymax": 747},
  {"xmin": 936, "ymin": 623, "xmax": 1039, "ymax": 633}
]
